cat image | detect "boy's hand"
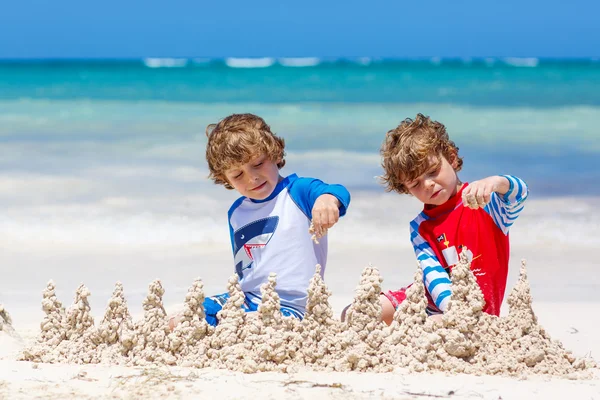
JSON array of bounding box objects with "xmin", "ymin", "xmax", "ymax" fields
[
  {"xmin": 168, "ymin": 312, "xmax": 182, "ymax": 331},
  {"xmin": 310, "ymin": 194, "xmax": 341, "ymax": 238},
  {"xmin": 462, "ymin": 176, "xmax": 509, "ymax": 209}
]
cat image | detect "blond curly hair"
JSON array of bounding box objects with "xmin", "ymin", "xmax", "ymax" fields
[
  {"xmin": 380, "ymin": 113, "xmax": 463, "ymax": 194},
  {"xmin": 205, "ymin": 113, "xmax": 286, "ymax": 189}
]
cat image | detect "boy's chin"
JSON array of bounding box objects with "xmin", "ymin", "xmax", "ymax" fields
[
  {"xmin": 425, "ymin": 194, "xmax": 450, "ymax": 207},
  {"xmin": 244, "ymin": 177, "xmax": 281, "ymax": 200},
  {"xmin": 248, "ymin": 194, "xmax": 269, "ymax": 201},
  {"xmin": 246, "ymin": 187, "xmax": 273, "ymax": 201},
  {"xmin": 432, "ymin": 196, "xmax": 451, "ymax": 206}
]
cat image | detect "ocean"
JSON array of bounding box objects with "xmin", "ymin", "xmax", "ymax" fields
[
  {"xmin": 1, "ymin": 57, "xmax": 599, "ymax": 308},
  {"xmin": 1, "ymin": 58, "xmax": 599, "ymax": 241}
]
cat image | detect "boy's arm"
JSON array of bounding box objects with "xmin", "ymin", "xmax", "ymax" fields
[
  {"xmin": 288, "ymin": 178, "xmax": 350, "ymax": 220},
  {"xmin": 484, "ymin": 175, "xmax": 529, "ymax": 235},
  {"xmin": 410, "ymin": 220, "xmax": 452, "ymax": 312}
]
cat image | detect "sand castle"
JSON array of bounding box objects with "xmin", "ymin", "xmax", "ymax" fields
[
  {"xmin": 18, "ymin": 250, "xmax": 597, "ymax": 378},
  {"xmin": 1, "ymin": 303, "xmax": 17, "ymax": 338}
]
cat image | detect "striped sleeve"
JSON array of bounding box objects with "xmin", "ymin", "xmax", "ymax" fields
[
  {"xmin": 483, "ymin": 175, "xmax": 529, "ymax": 235},
  {"xmin": 410, "ymin": 215, "xmax": 452, "ymax": 312}
]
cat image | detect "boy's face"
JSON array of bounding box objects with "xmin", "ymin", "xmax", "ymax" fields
[
  {"xmin": 224, "ymin": 154, "xmax": 282, "ymax": 200},
  {"xmin": 405, "ymin": 154, "xmax": 461, "ymax": 207}
]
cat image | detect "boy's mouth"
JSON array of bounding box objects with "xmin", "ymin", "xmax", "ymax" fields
[
  {"xmin": 251, "ymin": 181, "xmax": 267, "ymax": 191},
  {"xmin": 431, "ymin": 189, "xmax": 442, "ymax": 199}
]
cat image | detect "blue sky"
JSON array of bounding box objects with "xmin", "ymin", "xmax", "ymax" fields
[{"xmin": 1, "ymin": 0, "xmax": 598, "ymax": 58}]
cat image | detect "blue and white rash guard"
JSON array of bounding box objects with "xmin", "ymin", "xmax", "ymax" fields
[{"xmin": 227, "ymin": 173, "xmax": 350, "ymax": 315}]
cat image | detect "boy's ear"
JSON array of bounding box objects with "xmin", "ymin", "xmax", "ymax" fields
[
  {"xmin": 449, "ymin": 151, "xmax": 459, "ymax": 169},
  {"xmin": 276, "ymin": 157, "xmax": 285, "ymax": 169}
]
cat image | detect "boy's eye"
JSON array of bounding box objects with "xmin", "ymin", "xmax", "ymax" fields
[
  {"xmin": 234, "ymin": 172, "xmax": 243, "ymax": 179},
  {"xmin": 254, "ymin": 161, "xmax": 263, "ymax": 167}
]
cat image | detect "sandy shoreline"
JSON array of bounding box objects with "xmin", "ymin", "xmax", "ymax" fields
[
  {"xmin": 2, "ymin": 194, "xmax": 600, "ymax": 398},
  {"xmin": 1, "ymin": 361, "xmax": 599, "ymax": 400}
]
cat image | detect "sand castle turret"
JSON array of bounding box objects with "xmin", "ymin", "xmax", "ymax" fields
[
  {"xmin": 332, "ymin": 266, "xmax": 390, "ymax": 372},
  {"xmin": 130, "ymin": 280, "xmax": 175, "ymax": 365},
  {"xmin": 65, "ymin": 284, "xmax": 95, "ymax": 340},
  {"xmin": 170, "ymin": 278, "xmax": 211, "ymax": 363},
  {"xmin": 95, "ymin": 282, "xmax": 134, "ymax": 347}
]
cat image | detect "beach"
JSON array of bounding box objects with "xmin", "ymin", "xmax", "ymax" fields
[
  {"xmin": 1, "ymin": 192, "xmax": 599, "ymax": 398},
  {"xmin": 1, "ymin": 59, "xmax": 600, "ymax": 398}
]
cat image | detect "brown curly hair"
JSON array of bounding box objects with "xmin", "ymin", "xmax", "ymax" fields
[
  {"xmin": 380, "ymin": 113, "xmax": 463, "ymax": 194},
  {"xmin": 205, "ymin": 113, "xmax": 286, "ymax": 189}
]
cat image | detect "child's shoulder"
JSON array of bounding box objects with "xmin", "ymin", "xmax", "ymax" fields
[
  {"xmin": 286, "ymin": 174, "xmax": 329, "ymax": 196},
  {"xmin": 227, "ymin": 195, "xmax": 248, "ymax": 217},
  {"xmin": 287, "ymin": 174, "xmax": 348, "ymax": 190},
  {"xmin": 287, "ymin": 174, "xmax": 319, "ymax": 188},
  {"xmin": 288, "ymin": 175, "xmax": 349, "ymax": 200},
  {"xmin": 410, "ymin": 210, "xmax": 429, "ymax": 225}
]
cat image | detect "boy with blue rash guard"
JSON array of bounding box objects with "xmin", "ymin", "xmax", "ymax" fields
[{"xmin": 198, "ymin": 113, "xmax": 350, "ymax": 326}]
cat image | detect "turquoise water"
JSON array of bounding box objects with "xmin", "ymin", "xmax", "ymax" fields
[
  {"xmin": 1, "ymin": 58, "xmax": 600, "ymax": 106},
  {"xmin": 1, "ymin": 58, "xmax": 599, "ymax": 196}
]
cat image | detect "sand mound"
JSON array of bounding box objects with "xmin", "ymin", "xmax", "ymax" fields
[
  {"xmin": 1, "ymin": 304, "xmax": 15, "ymax": 334},
  {"xmin": 1, "ymin": 303, "xmax": 23, "ymax": 359},
  {"xmin": 18, "ymin": 250, "xmax": 597, "ymax": 378}
]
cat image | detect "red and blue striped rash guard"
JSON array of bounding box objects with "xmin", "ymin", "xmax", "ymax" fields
[{"xmin": 410, "ymin": 175, "xmax": 528, "ymax": 316}]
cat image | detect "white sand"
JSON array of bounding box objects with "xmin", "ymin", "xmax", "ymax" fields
[{"xmin": 1, "ymin": 194, "xmax": 600, "ymax": 398}]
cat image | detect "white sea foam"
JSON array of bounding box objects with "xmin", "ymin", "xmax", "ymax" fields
[
  {"xmin": 0, "ymin": 211, "xmax": 227, "ymax": 248},
  {"xmin": 278, "ymin": 57, "xmax": 321, "ymax": 67},
  {"xmin": 1, "ymin": 168, "xmax": 598, "ymax": 250},
  {"xmin": 225, "ymin": 58, "xmax": 275, "ymax": 68},
  {"xmin": 503, "ymin": 57, "xmax": 539, "ymax": 67},
  {"xmin": 143, "ymin": 58, "xmax": 188, "ymax": 68}
]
